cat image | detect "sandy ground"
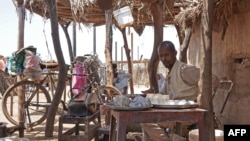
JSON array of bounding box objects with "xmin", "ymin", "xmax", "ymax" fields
[
  {"xmin": 0, "ymin": 85, "xmax": 148, "ymax": 141},
  {"xmin": 0, "ymin": 99, "xmax": 66, "ymax": 141}
]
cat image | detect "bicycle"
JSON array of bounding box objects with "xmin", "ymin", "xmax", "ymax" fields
[
  {"xmin": 1, "ymin": 71, "xmax": 54, "ymax": 127},
  {"xmin": 65, "ymin": 54, "xmax": 122, "ymax": 113},
  {"xmin": 1, "ymin": 54, "xmax": 122, "ymax": 128}
]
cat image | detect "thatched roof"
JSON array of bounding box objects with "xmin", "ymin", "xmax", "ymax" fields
[
  {"xmin": 19, "ymin": 0, "xmax": 196, "ymax": 27},
  {"xmin": 174, "ymin": 0, "xmax": 244, "ymax": 31},
  {"xmin": 14, "ymin": 0, "xmax": 246, "ymax": 34}
]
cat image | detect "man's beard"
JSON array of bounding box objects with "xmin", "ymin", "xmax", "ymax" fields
[{"xmin": 163, "ymin": 62, "xmax": 170, "ymax": 69}]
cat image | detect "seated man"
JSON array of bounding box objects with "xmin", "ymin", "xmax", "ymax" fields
[
  {"xmin": 141, "ymin": 41, "xmax": 200, "ymax": 141},
  {"xmin": 113, "ymin": 63, "xmax": 131, "ymax": 94}
]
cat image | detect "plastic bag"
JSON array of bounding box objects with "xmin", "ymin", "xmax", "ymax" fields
[
  {"xmin": 23, "ymin": 50, "xmax": 41, "ymax": 71},
  {"xmin": 10, "ymin": 46, "xmax": 37, "ymax": 73},
  {"xmin": 72, "ymin": 62, "xmax": 87, "ymax": 100}
]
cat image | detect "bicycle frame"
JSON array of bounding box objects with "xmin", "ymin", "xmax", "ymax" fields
[{"xmin": 67, "ymin": 54, "xmax": 122, "ymax": 111}]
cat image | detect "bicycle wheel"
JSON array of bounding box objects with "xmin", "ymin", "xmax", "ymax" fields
[
  {"xmin": 99, "ymin": 85, "xmax": 122, "ymax": 102},
  {"xmin": 2, "ymin": 80, "xmax": 51, "ymax": 127}
]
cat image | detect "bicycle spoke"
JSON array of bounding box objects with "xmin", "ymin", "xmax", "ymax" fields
[{"xmin": 2, "ymin": 80, "xmax": 51, "ymax": 127}]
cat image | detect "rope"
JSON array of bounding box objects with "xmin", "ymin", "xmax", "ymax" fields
[{"xmin": 43, "ymin": 22, "xmax": 53, "ymax": 61}]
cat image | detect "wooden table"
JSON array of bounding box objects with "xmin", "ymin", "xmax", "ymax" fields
[{"xmin": 109, "ymin": 108, "xmax": 207, "ymax": 141}]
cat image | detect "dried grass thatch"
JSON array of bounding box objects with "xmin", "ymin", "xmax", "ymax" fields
[
  {"xmin": 23, "ymin": 0, "xmax": 183, "ymax": 27},
  {"xmin": 20, "ymin": 0, "xmax": 248, "ymax": 35},
  {"xmin": 174, "ymin": 1, "xmax": 202, "ymax": 30},
  {"xmin": 174, "ymin": 0, "xmax": 244, "ymax": 32},
  {"xmin": 214, "ymin": 0, "xmax": 240, "ymax": 21}
]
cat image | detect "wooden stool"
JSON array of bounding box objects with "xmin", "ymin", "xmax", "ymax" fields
[
  {"xmin": 58, "ymin": 111, "xmax": 101, "ymax": 141},
  {"xmin": 98, "ymin": 125, "xmax": 110, "ymax": 141}
]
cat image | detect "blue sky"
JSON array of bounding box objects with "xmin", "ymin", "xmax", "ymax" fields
[{"xmin": 0, "ymin": 1, "xmax": 180, "ymax": 64}]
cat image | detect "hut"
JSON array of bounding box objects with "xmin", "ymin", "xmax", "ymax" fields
[{"xmin": 181, "ymin": 0, "xmax": 250, "ymax": 127}]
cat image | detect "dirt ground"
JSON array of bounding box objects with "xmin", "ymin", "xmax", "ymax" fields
[
  {"xmin": 0, "ymin": 115, "xmax": 142, "ymax": 141},
  {"xmin": 0, "ymin": 85, "xmax": 147, "ymax": 141}
]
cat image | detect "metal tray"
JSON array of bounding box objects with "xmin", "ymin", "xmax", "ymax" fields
[
  {"xmin": 153, "ymin": 103, "xmax": 198, "ymax": 109},
  {"xmin": 104, "ymin": 103, "xmax": 152, "ymax": 111}
]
